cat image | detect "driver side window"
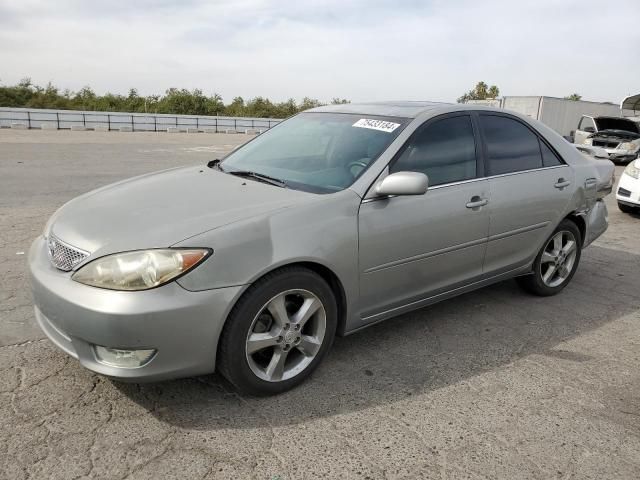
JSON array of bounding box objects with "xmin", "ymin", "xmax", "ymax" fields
[{"xmin": 390, "ymin": 115, "xmax": 477, "ymax": 186}]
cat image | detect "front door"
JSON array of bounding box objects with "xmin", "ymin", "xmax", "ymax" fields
[
  {"xmin": 574, "ymin": 116, "xmax": 596, "ymax": 145},
  {"xmin": 357, "ymin": 114, "xmax": 490, "ymax": 325}
]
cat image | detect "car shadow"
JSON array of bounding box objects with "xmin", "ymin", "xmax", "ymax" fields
[{"xmin": 113, "ymin": 244, "xmax": 640, "ymax": 430}]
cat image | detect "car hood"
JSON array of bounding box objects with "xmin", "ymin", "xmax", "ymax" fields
[
  {"xmin": 589, "ymin": 129, "xmax": 640, "ymax": 141},
  {"xmin": 48, "ymin": 166, "xmax": 313, "ymax": 258}
]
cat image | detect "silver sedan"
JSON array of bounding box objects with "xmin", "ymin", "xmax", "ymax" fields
[{"xmin": 29, "ymin": 102, "xmax": 614, "ymax": 395}]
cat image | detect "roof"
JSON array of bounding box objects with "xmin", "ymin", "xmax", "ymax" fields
[{"xmin": 309, "ymin": 101, "xmax": 452, "ymax": 119}]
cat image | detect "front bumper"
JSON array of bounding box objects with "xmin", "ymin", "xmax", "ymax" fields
[
  {"xmin": 28, "ymin": 236, "xmax": 244, "ymax": 381},
  {"xmin": 616, "ymin": 173, "xmax": 640, "ymax": 207},
  {"xmin": 608, "ymin": 151, "xmax": 638, "ymax": 163}
]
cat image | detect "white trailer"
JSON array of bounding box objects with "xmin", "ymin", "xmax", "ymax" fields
[{"xmin": 467, "ymin": 96, "xmax": 621, "ymax": 138}]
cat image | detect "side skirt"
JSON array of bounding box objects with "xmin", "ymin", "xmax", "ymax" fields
[{"xmin": 345, "ymin": 264, "xmax": 531, "ymax": 336}]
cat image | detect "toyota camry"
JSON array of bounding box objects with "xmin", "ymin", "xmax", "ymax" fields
[{"xmin": 29, "ymin": 102, "xmax": 614, "ymax": 395}]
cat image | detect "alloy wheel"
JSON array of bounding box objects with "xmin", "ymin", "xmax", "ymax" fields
[
  {"xmin": 245, "ymin": 289, "xmax": 326, "ymax": 382},
  {"xmin": 540, "ymin": 230, "xmax": 578, "ymax": 288}
]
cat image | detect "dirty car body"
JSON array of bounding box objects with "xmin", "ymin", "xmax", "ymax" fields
[{"xmin": 29, "ymin": 102, "xmax": 614, "ymax": 393}]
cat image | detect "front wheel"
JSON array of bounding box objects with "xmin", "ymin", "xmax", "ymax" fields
[
  {"xmin": 516, "ymin": 220, "xmax": 582, "ymax": 296},
  {"xmin": 217, "ymin": 267, "xmax": 337, "ymax": 396}
]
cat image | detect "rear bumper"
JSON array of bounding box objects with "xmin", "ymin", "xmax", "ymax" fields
[
  {"xmin": 584, "ymin": 199, "xmax": 608, "ymax": 247},
  {"xmin": 29, "ymin": 236, "xmax": 244, "ymax": 382}
]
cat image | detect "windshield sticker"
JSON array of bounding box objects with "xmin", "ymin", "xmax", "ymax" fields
[{"xmin": 352, "ymin": 118, "xmax": 400, "ymax": 133}]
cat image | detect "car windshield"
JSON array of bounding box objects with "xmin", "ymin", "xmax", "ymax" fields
[{"xmin": 220, "ymin": 112, "xmax": 409, "ymax": 193}]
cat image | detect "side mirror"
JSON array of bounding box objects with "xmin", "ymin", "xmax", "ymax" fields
[
  {"xmin": 376, "ymin": 171, "xmax": 428, "ymax": 197},
  {"xmin": 583, "ymin": 126, "xmax": 596, "ymax": 133}
]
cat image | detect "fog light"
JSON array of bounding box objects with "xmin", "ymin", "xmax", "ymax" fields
[{"xmin": 94, "ymin": 346, "xmax": 157, "ymax": 368}]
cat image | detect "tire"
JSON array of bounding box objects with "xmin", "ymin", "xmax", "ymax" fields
[
  {"xmin": 618, "ymin": 202, "xmax": 634, "ymax": 214},
  {"xmin": 217, "ymin": 267, "xmax": 337, "ymax": 396},
  {"xmin": 516, "ymin": 219, "xmax": 582, "ymax": 297}
]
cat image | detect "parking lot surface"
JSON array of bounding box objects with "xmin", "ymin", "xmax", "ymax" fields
[{"xmin": 1, "ymin": 130, "xmax": 639, "ymax": 479}]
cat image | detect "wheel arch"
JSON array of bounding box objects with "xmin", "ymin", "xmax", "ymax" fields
[
  {"xmin": 564, "ymin": 211, "xmax": 586, "ymax": 246},
  {"xmin": 296, "ymin": 261, "xmax": 348, "ymax": 336},
  {"xmin": 228, "ymin": 260, "xmax": 350, "ymax": 337}
]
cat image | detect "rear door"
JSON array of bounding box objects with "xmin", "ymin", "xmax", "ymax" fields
[{"xmin": 478, "ymin": 113, "xmax": 574, "ymax": 276}]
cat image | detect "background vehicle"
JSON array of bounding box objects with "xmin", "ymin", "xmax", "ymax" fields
[
  {"xmin": 466, "ymin": 96, "xmax": 621, "ymax": 138},
  {"xmin": 30, "ymin": 102, "xmax": 614, "ymax": 395},
  {"xmin": 617, "ymin": 158, "xmax": 640, "ymax": 213},
  {"xmin": 573, "ymin": 115, "xmax": 640, "ymax": 162}
]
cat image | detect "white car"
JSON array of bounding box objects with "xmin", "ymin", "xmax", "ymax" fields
[
  {"xmin": 617, "ymin": 159, "xmax": 640, "ymax": 213},
  {"xmin": 574, "ymin": 115, "xmax": 640, "ymax": 163}
]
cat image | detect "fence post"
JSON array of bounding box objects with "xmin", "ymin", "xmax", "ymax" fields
[
  {"xmin": 26, "ymin": 111, "xmax": 31, "ymax": 129},
  {"xmin": 196, "ymin": 117, "xmax": 199, "ymax": 130},
  {"xmin": 131, "ymin": 115, "xmax": 134, "ymax": 131},
  {"xmin": 154, "ymin": 116, "xmax": 157, "ymax": 132},
  {"xmin": 107, "ymin": 114, "xmax": 111, "ymax": 131},
  {"xmin": 82, "ymin": 113, "xmax": 86, "ymax": 127},
  {"xmin": 234, "ymin": 119, "xmax": 237, "ymax": 131},
  {"xmin": 56, "ymin": 112, "xmax": 60, "ymax": 130},
  {"xmin": 215, "ymin": 118, "xmax": 218, "ymax": 133}
]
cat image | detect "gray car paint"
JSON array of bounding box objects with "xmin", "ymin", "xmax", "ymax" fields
[{"xmin": 29, "ymin": 101, "xmax": 614, "ymax": 381}]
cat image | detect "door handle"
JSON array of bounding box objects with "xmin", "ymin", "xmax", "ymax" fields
[
  {"xmin": 554, "ymin": 178, "xmax": 571, "ymax": 189},
  {"xmin": 466, "ymin": 197, "xmax": 488, "ymax": 209}
]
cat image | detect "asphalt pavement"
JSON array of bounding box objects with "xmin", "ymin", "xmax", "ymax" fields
[{"xmin": 1, "ymin": 129, "xmax": 639, "ymax": 479}]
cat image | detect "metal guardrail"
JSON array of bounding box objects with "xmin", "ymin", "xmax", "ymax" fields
[{"xmin": 0, "ymin": 107, "xmax": 282, "ymax": 133}]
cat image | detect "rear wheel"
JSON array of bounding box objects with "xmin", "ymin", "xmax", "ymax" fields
[
  {"xmin": 618, "ymin": 202, "xmax": 634, "ymax": 214},
  {"xmin": 516, "ymin": 220, "xmax": 581, "ymax": 296},
  {"xmin": 217, "ymin": 267, "xmax": 337, "ymax": 396}
]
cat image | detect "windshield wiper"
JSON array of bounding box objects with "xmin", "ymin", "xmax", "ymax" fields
[
  {"xmin": 226, "ymin": 170, "xmax": 288, "ymax": 188},
  {"xmin": 207, "ymin": 159, "xmax": 287, "ymax": 188}
]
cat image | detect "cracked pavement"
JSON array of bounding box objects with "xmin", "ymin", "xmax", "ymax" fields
[{"xmin": 1, "ymin": 130, "xmax": 639, "ymax": 479}]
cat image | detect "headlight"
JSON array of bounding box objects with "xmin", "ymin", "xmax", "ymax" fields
[
  {"xmin": 72, "ymin": 249, "xmax": 211, "ymax": 290},
  {"xmin": 584, "ymin": 138, "xmax": 593, "ymax": 146},
  {"xmin": 618, "ymin": 142, "xmax": 639, "ymax": 152},
  {"xmin": 624, "ymin": 162, "xmax": 640, "ymax": 179}
]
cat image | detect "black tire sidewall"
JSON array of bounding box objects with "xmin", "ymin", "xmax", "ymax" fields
[{"xmin": 218, "ymin": 268, "xmax": 337, "ymax": 396}]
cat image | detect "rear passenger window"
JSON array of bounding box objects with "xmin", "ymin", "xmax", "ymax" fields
[
  {"xmin": 539, "ymin": 140, "xmax": 562, "ymax": 167},
  {"xmin": 480, "ymin": 115, "xmax": 542, "ymax": 175},
  {"xmin": 391, "ymin": 115, "xmax": 476, "ymax": 186}
]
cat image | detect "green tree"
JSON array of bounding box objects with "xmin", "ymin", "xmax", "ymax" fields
[
  {"xmin": 225, "ymin": 96, "xmax": 246, "ymax": 117},
  {"xmin": 0, "ymin": 78, "xmax": 349, "ymax": 119},
  {"xmin": 457, "ymin": 81, "xmax": 500, "ymax": 103},
  {"xmin": 298, "ymin": 97, "xmax": 322, "ymax": 111},
  {"xmin": 564, "ymin": 93, "xmax": 582, "ymax": 101}
]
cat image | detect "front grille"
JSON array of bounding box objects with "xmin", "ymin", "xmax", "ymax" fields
[
  {"xmin": 618, "ymin": 187, "xmax": 631, "ymax": 198},
  {"xmin": 47, "ymin": 234, "xmax": 89, "ymax": 271},
  {"xmin": 592, "ymin": 140, "xmax": 620, "ymax": 149}
]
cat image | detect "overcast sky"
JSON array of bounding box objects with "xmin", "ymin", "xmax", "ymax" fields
[{"xmin": 1, "ymin": 0, "xmax": 638, "ymax": 104}]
